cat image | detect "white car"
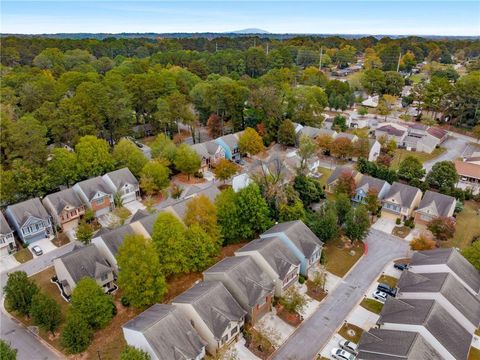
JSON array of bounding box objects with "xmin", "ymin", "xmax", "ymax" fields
[
  {"xmin": 331, "ymin": 347, "xmax": 356, "ymax": 360},
  {"xmin": 339, "ymin": 339, "xmax": 358, "ymax": 354},
  {"xmin": 31, "ymin": 245, "xmax": 43, "ymax": 256},
  {"xmin": 372, "ymin": 290, "xmax": 388, "ymax": 303}
]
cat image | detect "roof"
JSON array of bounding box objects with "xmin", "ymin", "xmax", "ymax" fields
[
  {"xmin": 190, "ymin": 142, "xmax": 220, "ymax": 158},
  {"xmin": 455, "ymin": 160, "xmax": 480, "ymax": 179},
  {"xmin": 376, "ymin": 125, "xmax": 406, "ymax": 137},
  {"xmin": 123, "ymin": 304, "xmax": 205, "ymax": 360},
  {"xmin": 262, "ymin": 220, "xmax": 323, "ymax": 259},
  {"xmin": 426, "ymin": 127, "xmax": 447, "ymax": 139},
  {"xmin": 408, "ymin": 123, "xmax": 428, "ymax": 131},
  {"xmin": 300, "ymin": 126, "xmax": 322, "ymax": 139},
  {"xmin": 203, "ymin": 256, "xmax": 274, "ymax": 308},
  {"xmin": 356, "ymin": 175, "xmax": 387, "ymax": 194},
  {"xmin": 136, "ymin": 213, "xmax": 159, "ymax": 236},
  {"xmin": 56, "ymin": 244, "xmax": 112, "ymax": 284},
  {"xmin": 335, "ymin": 132, "xmax": 357, "ymax": 141},
  {"xmin": 130, "ymin": 209, "xmax": 149, "ymax": 223},
  {"xmin": 358, "ymin": 329, "xmax": 441, "ymax": 360},
  {"xmin": 326, "ymin": 166, "xmax": 357, "ymax": 186},
  {"xmin": 98, "ymin": 224, "xmax": 136, "ymax": 257},
  {"xmin": 43, "ymin": 188, "xmax": 84, "ymax": 215},
  {"xmin": 0, "ymin": 212, "xmax": 12, "ymax": 235},
  {"xmin": 416, "ymin": 190, "xmax": 456, "ymax": 218},
  {"xmin": 236, "ymin": 237, "xmax": 300, "ymax": 280},
  {"xmin": 7, "ymin": 198, "xmax": 50, "ymax": 226},
  {"xmin": 410, "ymin": 248, "xmax": 480, "ymax": 293},
  {"xmin": 104, "ymin": 168, "xmax": 138, "ymax": 189},
  {"xmin": 383, "ymin": 182, "xmax": 421, "ymax": 209},
  {"xmin": 378, "ymin": 298, "xmax": 471, "ymax": 360},
  {"xmin": 75, "ymin": 176, "xmax": 113, "ymax": 201},
  {"xmin": 173, "ymin": 281, "xmax": 246, "ymax": 340},
  {"xmin": 218, "ymin": 133, "xmax": 240, "ymax": 150}
]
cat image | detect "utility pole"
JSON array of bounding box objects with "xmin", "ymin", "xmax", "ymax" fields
[
  {"xmin": 215, "ymin": 42, "xmax": 218, "ymax": 52},
  {"xmin": 319, "ymin": 46, "xmax": 323, "ymax": 71},
  {"xmin": 266, "ymin": 43, "xmax": 269, "ymax": 55},
  {"xmin": 396, "ymin": 51, "xmax": 402, "ymax": 72},
  {"xmin": 253, "ymin": 38, "xmax": 256, "ymax": 47}
]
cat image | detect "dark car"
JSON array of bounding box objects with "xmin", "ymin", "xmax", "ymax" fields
[
  {"xmin": 377, "ymin": 283, "xmax": 397, "ymax": 297},
  {"xmin": 394, "ymin": 263, "xmax": 409, "ymax": 271}
]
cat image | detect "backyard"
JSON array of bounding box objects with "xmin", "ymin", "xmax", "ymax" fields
[
  {"xmin": 390, "ymin": 147, "xmax": 446, "ymax": 169},
  {"xmin": 443, "ymin": 201, "xmax": 480, "ymax": 249},
  {"xmin": 324, "ymin": 237, "xmax": 364, "ymax": 278}
]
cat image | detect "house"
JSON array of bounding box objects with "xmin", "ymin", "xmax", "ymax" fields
[
  {"xmin": 122, "ymin": 304, "xmax": 206, "ymax": 360},
  {"xmin": 401, "ymin": 126, "xmax": 447, "ymax": 154},
  {"xmin": 102, "ymin": 168, "xmax": 140, "ymax": 205},
  {"xmin": 357, "ymin": 329, "xmax": 441, "ymax": 360},
  {"xmin": 203, "ymin": 256, "xmax": 275, "ymax": 324},
  {"xmin": 130, "ymin": 212, "xmax": 159, "ymax": 238},
  {"xmin": 377, "ymin": 298, "xmax": 471, "ymax": 360},
  {"xmin": 283, "ymin": 152, "xmax": 319, "ymax": 178},
  {"xmin": 455, "ymin": 160, "xmax": 480, "ymax": 194},
  {"xmin": 0, "ymin": 212, "xmax": 16, "ymax": 256},
  {"xmin": 349, "ymin": 114, "xmax": 369, "ymax": 129},
  {"xmin": 53, "ymin": 244, "xmax": 115, "ymax": 297},
  {"xmin": 215, "ymin": 132, "xmax": 242, "ymax": 161},
  {"xmin": 190, "ymin": 141, "xmax": 225, "ymax": 172},
  {"xmin": 375, "ymin": 124, "xmax": 407, "ymax": 144},
  {"xmin": 426, "ymin": 127, "xmax": 448, "ymax": 144},
  {"xmin": 73, "ymin": 177, "xmax": 115, "ymax": 217},
  {"xmin": 414, "ymin": 191, "xmax": 456, "ymax": 226},
  {"xmin": 367, "ymin": 139, "xmax": 381, "ymax": 162},
  {"xmin": 235, "ymin": 236, "xmax": 301, "ymax": 296},
  {"xmin": 361, "ymin": 95, "xmax": 379, "ymax": 108},
  {"xmin": 325, "ymin": 166, "xmax": 361, "ymax": 193},
  {"xmin": 250, "ymin": 156, "xmax": 295, "ymax": 183},
  {"xmin": 409, "ymin": 248, "xmax": 480, "ymax": 296},
  {"xmin": 260, "ymin": 220, "xmax": 323, "ymax": 276},
  {"xmin": 5, "ymin": 198, "xmax": 53, "ymax": 244},
  {"xmin": 335, "ymin": 132, "xmax": 358, "ymax": 143},
  {"xmin": 352, "ymin": 175, "xmax": 390, "ymax": 204},
  {"xmin": 42, "ymin": 188, "xmax": 86, "ymax": 232},
  {"xmin": 92, "ymin": 224, "xmax": 137, "ymax": 270},
  {"xmin": 381, "ymin": 182, "xmax": 422, "ymax": 221},
  {"xmin": 172, "ymin": 281, "xmax": 246, "ymax": 355},
  {"xmin": 397, "ymin": 271, "xmax": 480, "ymax": 333}
]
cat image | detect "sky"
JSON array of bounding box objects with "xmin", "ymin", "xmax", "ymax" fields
[{"xmin": 1, "ymin": 1, "xmax": 479, "ymax": 36}]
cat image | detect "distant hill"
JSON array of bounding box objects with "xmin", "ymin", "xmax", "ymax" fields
[{"xmin": 230, "ymin": 28, "xmax": 270, "ymax": 34}]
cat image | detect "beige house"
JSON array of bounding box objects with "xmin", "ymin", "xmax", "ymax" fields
[
  {"xmin": 325, "ymin": 166, "xmax": 361, "ymax": 193},
  {"xmin": 414, "ymin": 190, "xmax": 456, "ymax": 226},
  {"xmin": 381, "ymin": 182, "xmax": 422, "ymax": 221}
]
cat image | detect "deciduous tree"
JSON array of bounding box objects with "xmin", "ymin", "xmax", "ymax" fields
[
  {"xmin": 335, "ymin": 193, "xmax": 352, "ymax": 225},
  {"xmin": 174, "ymin": 144, "xmax": 201, "ymax": 180},
  {"xmin": 334, "ymin": 171, "xmax": 356, "ymax": 197},
  {"xmin": 215, "ymin": 188, "xmax": 242, "ymax": 244},
  {"xmin": 213, "ymin": 158, "xmax": 237, "ymax": 183},
  {"xmin": 410, "ymin": 233, "xmax": 437, "ymax": 250},
  {"xmin": 121, "ymin": 346, "xmax": 151, "ymax": 360},
  {"xmin": 238, "ymin": 127, "xmax": 264, "ymax": 156},
  {"xmin": 345, "ymin": 206, "xmax": 370, "ymax": 243},
  {"xmin": 427, "ymin": 216, "xmax": 456, "ymax": 241},
  {"xmin": 277, "ymin": 120, "xmax": 297, "ymax": 146},
  {"xmin": 426, "ymin": 161, "xmax": 459, "ymax": 192},
  {"xmin": 113, "ymin": 139, "xmax": 148, "ymax": 177},
  {"xmin": 297, "ymin": 135, "xmax": 317, "ymax": 172},
  {"xmin": 0, "ymin": 340, "xmax": 17, "ymax": 360},
  {"xmin": 185, "ymin": 224, "xmax": 220, "ymax": 271},
  {"xmin": 75, "ymin": 135, "xmax": 114, "ymax": 177},
  {"xmin": 398, "ymin": 156, "xmax": 425, "ymax": 182},
  {"xmin": 184, "ymin": 194, "xmax": 220, "ymax": 239},
  {"xmin": 330, "ymin": 137, "xmax": 353, "ymax": 159},
  {"xmin": 30, "ymin": 292, "xmax": 61, "ymax": 335},
  {"xmin": 60, "ymin": 314, "xmax": 92, "ymax": 354},
  {"xmin": 463, "ymin": 241, "xmax": 480, "ymax": 270},
  {"xmin": 75, "ymin": 220, "xmax": 93, "ymax": 244},
  {"xmin": 4, "ymin": 271, "xmax": 39, "ymax": 317},
  {"xmin": 140, "ymin": 160, "xmax": 170, "ymax": 195}
]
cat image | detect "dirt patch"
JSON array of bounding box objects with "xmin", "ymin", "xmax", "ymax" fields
[
  {"xmin": 52, "ymin": 233, "xmax": 70, "ymax": 247},
  {"xmin": 173, "ymin": 173, "xmax": 206, "ymax": 184},
  {"xmin": 14, "ymin": 247, "xmax": 33, "ymax": 263},
  {"xmin": 164, "ymin": 272, "xmax": 203, "ymax": 303},
  {"xmin": 275, "ymin": 304, "xmax": 302, "ymax": 327},
  {"xmin": 219, "ymin": 242, "xmax": 248, "ymax": 258},
  {"xmin": 244, "ymin": 326, "xmax": 275, "ymax": 360},
  {"xmin": 392, "ymin": 226, "xmax": 411, "ymax": 238},
  {"xmin": 306, "ymin": 282, "xmax": 328, "ymax": 302}
]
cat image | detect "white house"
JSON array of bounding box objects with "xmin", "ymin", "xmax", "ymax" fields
[
  {"xmin": 0, "ymin": 212, "xmax": 15, "ymax": 256},
  {"xmin": 102, "ymin": 168, "xmax": 140, "ymax": 205}
]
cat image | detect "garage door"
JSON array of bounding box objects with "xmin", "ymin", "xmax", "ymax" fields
[
  {"xmin": 122, "ymin": 192, "xmax": 137, "ymax": 204},
  {"xmin": 381, "ymin": 210, "xmax": 399, "ymax": 221},
  {"xmin": 95, "ymin": 207, "xmax": 110, "ymax": 217}
]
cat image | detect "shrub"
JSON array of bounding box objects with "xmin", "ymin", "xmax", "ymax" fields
[
  {"xmin": 121, "ymin": 296, "xmax": 130, "ymax": 307},
  {"xmin": 396, "ymin": 218, "xmax": 401, "ymax": 225},
  {"xmin": 298, "ymin": 275, "xmax": 306, "ymax": 284},
  {"xmin": 404, "ymin": 218, "xmax": 414, "ymax": 228},
  {"xmin": 0, "ymin": 340, "xmax": 16, "ymax": 360}
]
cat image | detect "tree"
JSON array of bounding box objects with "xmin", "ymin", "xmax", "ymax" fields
[
  {"xmin": 278, "ymin": 200, "xmax": 306, "ymax": 222},
  {"xmin": 398, "ymin": 156, "xmax": 425, "ymax": 182},
  {"xmin": 330, "ymin": 137, "xmax": 353, "ymax": 159},
  {"xmin": 117, "ymin": 234, "xmax": 167, "ymax": 308},
  {"xmin": 297, "ymin": 135, "xmax": 317, "ymax": 172},
  {"xmin": 207, "ymin": 113, "xmax": 223, "ymax": 139},
  {"xmin": 238, "ymin": 127, "xmax": 264, "ymax": 156},
  {"xmin": 277, "ymin": 120, "xmax": 297, "ymax": 146},
  {"xmin": 279, "ymin": 287, "xmax": 307, "ymax": 314},
  {"xmin": 335, "ymin": 193, "xmax": 352, "ymax": 225},
  {"xmin": 185, "ymin": 224, "xmax": 220, "ymax": 271},
  {"xmin": 174, "ymin": 144, "xmax": 201, "ymax": 180},
  {"xmin": 215, "ymin": 188, "xmax": 242, "ymax": 245},
  {"xmin": 75, "ymin": 135, "xmax": 114, "ymax": 177},
  {"xmin": 113, "ymin": 139, "xmax": 148, "ymax": 177},
  {"xmin": 288, "ymin": 86, "xmax": 328, "ymax": 127},
  {"xmin": 0, "ymin": 340, "xmax": 16, "ymax": 360},
  {"xmin": 47, "ymin": 148, "xmax": 79, "ymax": 187},
  {"xmin": 345, "ymin": 206, "xmax": 370, "ymax": 243},
  {"xmin": 4, "ymin": 271, "xmax": 39, "ymax": 317},
  {"xmin": 30, "ymin": 292, "xmax": 61, "ymax": 335},
  {"xmin": 463, "ymin": 241, "xmax": 480, "ymax": 270},
  {"xmin": 427, "ymin": 216, "xmax": 456, "ymax": 242},
  {"xmin": 121, "ymin": 346, "xmax": 151, "ymax": 360},
  {"xmin": 473, "ymin": 125, "xmax": 480, "ymax": 143},
  {"xmin": 70, "ymin": 278, "xmax": 115, "ymax": 329},
  {"xmin": 140, "ymin": 160, "xmax": 170, "ymax": 195},
  {"xmin": 358, "ymin": 107, "xmax": 369, "ymax": 116},
  {"xmin": 235, "ymin": 184, "xmax": 272, "ymax": 239},
  {"xmin": 410, "ymin": 233, "xmax": 437, "ymax": 250},
  {"xmin": 426, "ymin": 161, "xmax": 459, "ymax": 192},
  {"xmin": 213, "ymin": 158, "xmax": 237, "ymax": 183},
  {"xmin": 316, "ymin": 134, "xmax": 333, "ymax": 154},
  {"xmin": 184, "ymin": 194, "xmax": 220, "ymax": 239},
  {"xmin": 332, "ymin": 115, "xmax": 347, "ymax": 132},
  {"xmin": 60, "ymin": 314, "xmax": 92, "ymax": 354},
  {"xmin": 334, "ymin": 171, "xmax": 356, "ymax": 197},
  {"xmin": 75, "ymin": 220, "xmax": 93, "ymax": 244},
  {"xmin": 364, "ymin": 188, "xmax": 381, "ymax": 219},
  {"xmin": 306, "ymin": 203, "xmax": 338, "ymax": 243},
  {"xmin": 150, "ymin": 134, "xmax": 177, "ymax": 163},
  {"xmin": 293, "ymin": 174, "xmax": 324, "ymax": 206}
]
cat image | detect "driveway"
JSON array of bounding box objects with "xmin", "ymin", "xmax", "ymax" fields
[
  {"xmin": 423, "ymin": 136, "xmax": 469, "ymax": 173},
  {"xmin": 124, "ymin": 200, "xmax": 146, "ymax": 214},
  {"xmin": 0, "ymin": 255, "xmax": 20, "ymax": 273},
  {"xmin": 371, "ymin": 217, "xmax": 396, "ymax": 234},
  {"xmin": 28, "ymin": 237, "xmax": 57, "ymax": 258},
  {"xmin": 272, "ymin": 230, "xmax": 410, "ymax": 360}
]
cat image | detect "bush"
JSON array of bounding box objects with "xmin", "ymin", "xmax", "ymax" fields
[
  {"xmin": 404, "ymin": 218, "xmax": 414, "ymax": 228},
  {"xmin": 60, "ymin": 315, "xmax": 92, "ymax": 354},
  {"xmin": 121, "ymin": 296, "xmax": 130, "ymax": 307},
  {"xmin": 298, "ymin": 275, "xmax": 306, "ymax": 284},
  {"xmin": 396, "ymin": 218, "xmax": 401, "ymax": 225},
  {"xmin": 0, "ymin": 340, "xmax": 17, "ymax": 360},
  {"xmin": 193, "ymin": 171, "xmax": 204, "ymax": 178}
]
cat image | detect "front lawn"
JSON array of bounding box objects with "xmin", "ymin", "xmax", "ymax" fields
[
  {"xmin": 360, "ymin": 298, "xmax": 384, "ymax": 314},
  {"xmin": 338, "ymin": 323, "xmax": 363, "ymax": 343},
  {"xmin": 377, "ymin": 274, "xmax": 398, "ymax": 288},
  {"xmin": 13, "ymin": 247, "xmax": 33, "ymax": 263},
  {"xmin": 324, "ymin": 237, "xmax": 364, "ymax": 278},
  {"xmin": 443, "ymin": 201, "xmax": 480, "ymax": 249},
  {"xmin": 390, "ymin": 147, "xmax": 446, "ymax": 169}
]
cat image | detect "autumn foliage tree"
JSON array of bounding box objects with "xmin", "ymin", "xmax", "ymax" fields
[
  {"xmin": 330, "ymin": 137, "xmax": 353, "ymax": 159},
  {"xmin": 207, "ymin": 113, "xmax": 223, "ymax": 138},
  {"xmin": 410, "ymin": 232, "xmax": 437, "ymax": 250},
  {"xmin": 316, "ymin": 134, "xmax": 333, "ymax": 155},
  {"xmin": 334, "ymin": 171, "xmax": 357, "ymax": 197},
  {"xmin": 184, "ymin": 194, "xmax": 220, "ymax": 239},
  {"xmin": 238, "ymin": 127, "xmax": 264, "ymax": 156},
  {"xmin": 427, "ymin": 216, "xmax": 456, "ymax": 241},
  {"xmin": 213, "ymin": 158, "xmax": 237, "ymax": 183}
]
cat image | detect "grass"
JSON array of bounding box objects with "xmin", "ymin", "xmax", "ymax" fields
[
  {"xmin": 13, "ymin": 247, "xmax": 33, "ymax": 263},
  {"xmin": 392, "ymin": 226, "xmax": 411, "ymax": 239},
  {"xmin": 338, "ymin": 323, "xmax": 363, "ymax": 343},
  {"xmin": 443, "ymin": 201, "xmax": 480, "ymax": 249},
  {"xmin": 51, "ymin": 233, "xmax": 70, "ymax": 247},
  {"xmin": 377, "ymin": 274, "xmax": 398, "ymax": 288},
  {"xmin": 390, "ymin": 147, "xmax": 446, "ymax": 169},
  {"xmin": 360, "ymin": 298, "xmax": 384, "ymax": 314},
  {"xmin": 316, "ymin": 166, "xmax": 333, "ymax": 187},
  {"xmin": 113, "ymin": 207, "xmax": 132, "ymax": 225},
  {"xmin": 324, "ymin": 237, "xmax": 364, "ymax": 278},
  {"xmin": 347, "ymin": 127, "xmax": 369, "ymax": 138},
  {"xmin": 469, "ymin": 347, "xmax": 480, "ymax": 360}
]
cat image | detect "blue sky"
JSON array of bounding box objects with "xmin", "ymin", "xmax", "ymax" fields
[{"xmin": 2, "ymin": 1, "xmax": 479, "ymax": 36}]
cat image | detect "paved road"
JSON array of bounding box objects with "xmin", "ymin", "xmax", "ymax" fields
[
  {"xmin": 423, "ymin": 136, "xmax": 469, "ymax": 173},
  {"xmin": 272, "ymin": 229, "xmax": 410, "ymax": 360},
  {"xmin": 0, "ymin": 242, "xmax": 77, "ymax": 360}
]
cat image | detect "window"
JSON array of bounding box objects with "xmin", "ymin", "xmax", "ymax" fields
[
  {"xmin": 96, "ymin": 198, "xmax": 104, "ymax": 205},
  {"xmin": 231, "ymin": 326, "xmax": 238, "ymax": 337},
  {"xmin": 222, "ymin": 334, "xmax": 228, "ymax": 344}
]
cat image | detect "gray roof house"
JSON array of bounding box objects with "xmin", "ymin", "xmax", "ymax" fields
[
  {"xmin": 0, "ymin": 212, "xmax": 15, "ymax": 256},
  {"xmin": 409, "ymin": 248, "xmax": 480, "ymax": 295},
  {"xmin": 73, "ymin": 176, "xmax": 115, "ymax": 217},
  {"xmin": 357, "ymin": 328, "xmax": 441, "ymax": 360},
  {"xmin": 260, "ymin": 220, "xmax": 323, "ymax": 276},
  {"xmin": 203, "ymin": 256, "xmax": 274, "ymax": 324},
  {"xmin": 215, "ymin": 132, "xmax": 243, "ymax": 161},
  {"xmin": 381, "ymin": 182, "xmax": 422, "ymax": 220},
  {"xmin": 191, "ymin": 141, "xmax": 225, "ymax": 171},
  {"xmin": 377, "ymin": 298, "xmax": 472, "ymax": 360},
  {"xmin": 325, "ymin": 166, "xmax": 361, "ymax": 193},
  {"xmin": 235, "ymin": 236, "xmax": 301, "ymax": 296},
  {"xmin": 172, "ymin": 281, "xmax": 246, "ymax": 355},
  {"xmin": 414, "ymin": 190, "xmax": 456, "ymax": 226},
  {"xmin": 5, "ymin": 198, "xmax": 53, "ymax": 244},
  {"xmin": 92, "ymin": 224, "xmax": 137, "ymax": 270},
  {"xmin": 42, "ymin": 188, "xmax": 86, "ymax": 232},
  {"xmin": 102, "ymin": 168, "xmax": 140, "ymax": 204},
  {"xmin": 122, "ymin": 304, "xmax": 206, "ymax": 360},
  {"xmin": 352, "ymin": 175, "xmax": 391, "ymax": 204},
  {"xmin": 53, "ymin": 244, "xmax": 115, "ymax": 297},
  {"xmin": 397, "ymin": 271, "xmax": 480, "ymax": 333}
]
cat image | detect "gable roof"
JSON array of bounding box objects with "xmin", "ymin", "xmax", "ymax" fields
[
  {"xmin": 236, "ymin": 237, "xmax": 301, "ymax": 281},
  {"xmin": 411, "ymin": 248, "xmax": 480, "ymax": 293},
  {"xmin": 98, "ymin": 224, "xmax": 136, "ymax": 257},
  {"xmin": 356, "ymin": 175, "xmax": 387, "ymax": 194},
  {"xmin": 336, "ymin": 132, "xmax": 357, "ymax": 141},
  {"xmin": 190, "ymin": 142, "xmax": 219, "ymax": 159},
  {"xmin": 378, "ymin": 298, "xmax": 471, "ymax": 360},
  {"xmin": 326, "ymin": 166, "xmax": 357, "ymax": 186},
  {"xmin": 75, "ymin": 176, "xmax": 113, "ymax": 201},
  {"xmin": 43, "ymin": 188, "xmax": 84, "ymax": 215},
  {"xmin": 203, "ymin": 256, "xmax": 274, "ymax": 307},
  {"xmin": 56, "ymin": 244, "xmax": 112, "ymax": 284},
  {"xmin": 358, "ymin": 329, "xmax": 441, "ymax": 360},
  {"xmin": 455, "ymin": 160, "xmax": 480, "ymax": 180},
  {"xmin": 376, "ymin": 124, "xmax": 406, "ymax": 137},
  {"xmin": 136, "ymin": 213, "xmax": 159, "ymax": 236},
  {"xmin": 0, "ymin": 212, "xmax": 12, "ymax": 235},
  {"xmin": 104, "ymin": 168, "xmax": 138, "ymax": 189},
  {"xmin": 130, "ymin": 209, "xmax": 150, "ymax": 223},
  {"xmin": 416, "ymin": 190, "xmax": 456, "ymax": 217},
  {"xmin": 173, "ymin": 281, "xmax": 246, "ymax": 340},
  {"xmin": 7, "ymin": 198, "xmax": 50, "ymax": 226},
  {"xmin": 218, "ymin": 133, "xmax": 240, "ymax": 150},
  {"xmin": 383, "ymin": 182, "xmax": 421, "ymax": 208},
  {"xmin": 123, "ymin": 304, "xmax": 205, "ymax": 360},
  {"xmin": 299, "ymin": 126, "xmax": 322, "ymax": 139},
  {"xmin": 426, "ymin": 127, "xmax": 447, "ymax": 140}
]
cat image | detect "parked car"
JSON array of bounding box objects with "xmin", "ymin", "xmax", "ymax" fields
[
  {"xmin": 331, "ymin": 348, "xmax": 356, "ymax": 360},
  {"xmin": 372, "ymin": 290, "xmax": 388, "ymax": 303},
  {"xmin": 377, "ymin": 283, "xmax": 397, "ymax": 297},
  {"xmin": 394, "ymin": 263, "xmax": 409, "ymax": 271},
  {"xmin": 235, "ymin": 158, "xmax": 245, "ymax": 165},
  {"xmin": 339, "ymin": 339, "xmax": 358, "ymax": 354},
  {"xmin": 31, "ymin": 245, "xmax": 43, "ymax": 256}
]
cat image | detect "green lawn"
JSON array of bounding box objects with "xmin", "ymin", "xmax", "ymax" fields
[
  {"xmin": 14, "ymin": 247, "xmax": 33, "ymax": 263},
  {"xmin": 360, "ymin": 298, "xmax": 384, "ymax": 314},
  {"xmin": 378, "ymin": 274, "xmax": 398, "ymax": 288},
  {"xmin": 338, "ymin": 323, "xmax": 363, "ymax": 343},
  {"xmin": 324, "ymin": 237, "xmax": 364, "ymax": 278},
  {"xmin": 444, "ymin": 201, "xmax": 480, "ymax": 249},
  {"xmin": 390, "ymin": 147, "xmax": 446, "ymax": 169}
]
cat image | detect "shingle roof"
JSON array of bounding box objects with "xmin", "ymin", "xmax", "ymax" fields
[
  {"xmin": 56, "ymin": 244, "xmax": 112, "ymax": 284},
  {"xmin": 326, "ymin": 166, "xmax": 357, "ymax": 186},
  {"xmin": 219, "ymin": 133, "xmax": 240, "ymax": 150},
  {"xmin": 416, "ymin": 190, "xmax": 456, "ymax": 218},
  {"xmin": 0, "ymin": 212, "xmax": 12, "ymax": 235},
  {"xmin": 136, "ymin": 213, "xmax": 159, "ymax": 236},
  {"xmin": 99, "ymin": 224, "xmax": 136, "ymax": 256},
  {"xmin": 173, "ymin": 281, "xmax": 246, "ymax": 340},
  {"xmin": 236, "ymin": 237, "xmax": 300, "ymax": 281},
  {"xmin": 130, "ymin": 209, "xmax": 150, "ymax": 223},
  {"xmin": 455, "ymin": 160, "xmax": 480, "ymax": 179},
  {"xmin": 76, "ymin": 176, "xmax": 113, "ymax": 201},
  {"xmin": 300, "ymin": 126, "xmax": 322, "ymax": 139},
  {"xmin": 43, "ymin": 188, "xmax": 84, "ymax": 215},
  {"xmin": 358, "ymin": 329, "xmax": 441, "ymax": 360},
  {"xmin": 336, "ymin": 132, "xmax": 357, "ymax": 141},
  {"xmin": 203, "ymin": 256, "xmax": 274, "ymax": 308},
  {"xmin": 123, "ymin": 304, "xmax": 205, "ymax": 360},
  {"xmin": 7, "ymin": 198, "xmax": 50, "ymax": 226},
  {"xmin": 378, "ymin": 298, "xmax": 471, "ymax": 360},
  {"xmin": 411, "ymin": 248, "xmax": 480, "ymax": 293},
  {"xmin": 104, "ymin": 168, "xmax": 138, "ymax": 189},
  {"xmin": 356, "ymin": 175, "xmax": 387, "ymax": 194},
  {"xmin": 376, "ymin": 125, "xmax": 406, "ymax": 137},
  {"xmin": 426, "ymin": 127, "xmax": 447, "ymax": 140},
  {"xmin": 383, "ymin": 182, "xmax": 421, "ymax": 208}
]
